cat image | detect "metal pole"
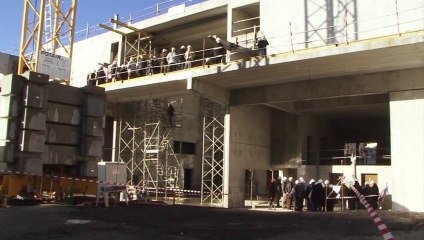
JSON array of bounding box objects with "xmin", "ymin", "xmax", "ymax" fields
[
  {"xmin": 395, "ymin": 0, "xmax": 401, "ymax": 36},
  {"xmin": 250, "ymin": 170, "xmax": 253, "ymax": 209},
  {"xmin": 202, "ymin": 38, "xmax": 206, "ymax": 68}
]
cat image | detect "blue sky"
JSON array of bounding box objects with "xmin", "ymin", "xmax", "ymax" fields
[{"xmin": 0, "ymin": 0, "xmax": 201, "ymax": 53}]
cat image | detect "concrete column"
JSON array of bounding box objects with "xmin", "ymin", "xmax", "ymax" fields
[
  {"xmin": 390, "ymin": 90, "xmax": 424, "ymax": 212},
  {"xmin": 224, "ymin": 105, "xmax": 271, "ymax": 208},
  {"xmin": 223, "ymin": 113, "xmax": 231, "ymax": 208}
]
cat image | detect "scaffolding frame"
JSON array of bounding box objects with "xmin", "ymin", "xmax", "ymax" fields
[
  {"xmin": 201, "ymin": 98, "xmax": 226, "ymax": 205},
  {"xmin": 117, "ymin": 98, "xmax": 183, "ymax": 199}
]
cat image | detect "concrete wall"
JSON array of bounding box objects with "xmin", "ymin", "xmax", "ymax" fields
[
  {"xmin": 260, "ymin": 0, "xmax": 424, "ymax": 55},
  {"xmin": 71, "ymin": 32, "xmax": 122, "ymax": 87},
  {"xmin": 226, "ymin": 104, "xmax": 271, "ymax": 207},
  {"xmin": 390, "ymin": 90, "xmax": 424, "ymax": 212},
  {"xmin": 179, "ymin": 94, "xmax": 203, "ymax": 190},
  {"xmin": 270, "ymin": 109, "xmax": 299, "ymax": 165}
]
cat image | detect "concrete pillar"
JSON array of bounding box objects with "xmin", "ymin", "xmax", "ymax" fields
[
  {"xmin": 223, "ymin": 113, "xmax": 231, "ymax": 208},
  {"xmin": 224, "ymin": 105, "xmax": 271, "ymax": 208},
  {"xmin": 390, "ymin": 90, "xmax": 424, "ymax": 212}
]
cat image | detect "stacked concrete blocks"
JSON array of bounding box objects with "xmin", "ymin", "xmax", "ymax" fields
[
  {"xmin": 0, "ymin": 74, "xmax": 26, "ymax": 165},
  {"xmin": 80, "ymin": 85, "xmax": 106, "ymax": 177},
  {"xmin": 0, "ymin": 71, "xmax": 106, "ymax": 177}
]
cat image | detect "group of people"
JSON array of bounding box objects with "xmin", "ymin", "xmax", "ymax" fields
[
  {"xmin": 268, "ymin": 176, "xmax": 380, "ymax": 212},
  {"xmin": 86, "ymin": 38, "xmax": 228, "ymax": 86},
  {"xmin": 87, "ymin": 44, "xmax": 198, "ymax": 85},
  {"xmin": 87, "ymin": 32, "xmax": 270, "ymax": 86}
]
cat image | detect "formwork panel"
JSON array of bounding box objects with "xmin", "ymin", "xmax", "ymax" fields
[
  {"xmin": 80, "ymin": 160, "xmax": 98, "ymax": 177},
  {"xmin": 80, "ymin": 136, "xmax": 103, "ymax": 157},
  {"xmin": 0, "ymin": 96, "xmax": 21, "ymax": 118},
  {"xmin": 82, "ymin": 117, "xmax": 103, "ymax": 137},
  {"xmin": 46, "ymin": 123, "xmax": 79, "ymax": 145},
  {"xmin": 46, "ymin": 102, "xmax": 81, "ymax": 125},
  {"xmin": 0, "ymin": 141, "xmax": 16, "ymax": 163},
  {"xmin": 15, "ymin": 157, "xmax": 43, "ymax": 175},
  {"xmin": 0, "ymin": 74, "xmax": 26, "ymax": 96},
  {"xmin": 83, "ymin": 96, "xmax": 105, "ymax": 117},
  {"xmin": 43, "ymin": 145, "xmax": 77, "ymax": 165},
  {"xmin": 23, "ymin": 83, "xmax": 48, "ymax": 109},
  {"xmin": 0, "ymin": 118, "xmax": 19, "ymax": 140},
  {"xmin": 47, "ymin": 83, "xmax": 84, "ymax": 106},
  {"xmin": 19, "ymin": 130, "xmax": 45, "ymax": 153},
  {"xmin": 22, "ymin": 71, "xmax": 49, "ymax": 84},
  {"xmin": 21, "ymin": 107, "xmax": 46, "ymax": 131}
]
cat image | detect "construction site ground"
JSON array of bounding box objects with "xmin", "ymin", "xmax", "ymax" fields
[{"xmin": 1, "ymin": 201, "xmax": 423, "ymax": 240}]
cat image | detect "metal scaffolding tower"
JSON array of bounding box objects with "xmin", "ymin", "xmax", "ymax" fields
[
  {"xmin": 201, "ymin": 98, "xmax": 226, "ymax": 205},
  {"xmin": 304, "ymin": 0, "xmax": 357, "ymax": 47},
  {"xmin": 117, "ymin": 98, "xmax": 183, "ymax": 199}
]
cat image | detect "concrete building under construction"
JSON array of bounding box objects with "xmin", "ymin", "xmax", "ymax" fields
[{"xmin": 1, "ymin": 0, "xmax": 424, "ymax": 212}]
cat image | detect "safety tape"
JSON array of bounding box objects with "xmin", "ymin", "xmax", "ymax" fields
[
  {"xmin": 342, "ymin": 177, "xmax": 395, "ymax": 240},
  {"xmin": 326, "ymin": 195, "xmax": 380, "ymax": 200},
  {"xmin": 0, "ymin": 169, "xmax": 239, "ymax": 198}
]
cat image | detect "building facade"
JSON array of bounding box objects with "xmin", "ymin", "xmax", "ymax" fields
[{"xmin": 66, "ymin": 0, "xmax": 424, "ymax": 211}]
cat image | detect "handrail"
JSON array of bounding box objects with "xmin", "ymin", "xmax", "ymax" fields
[{"xmin": 81, "ymin": 6, "xmax": 424, "ymax": 85}]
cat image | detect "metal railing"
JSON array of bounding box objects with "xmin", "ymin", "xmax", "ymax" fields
[{"xmin": 304, "ymin": 148, "xmax": 391, "ymax": 166}]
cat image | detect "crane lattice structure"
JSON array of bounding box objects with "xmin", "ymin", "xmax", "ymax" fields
[
  {"xmin": 201, "ymin": 98, "xmax": 226, "ymax": 206},
  {"xmin": 304, "ymin": 0, "xmax": 357, "ymax": 47},
  {"xmin": 18, "ymin": 0, "xmax": 77, "ymax": 75},
  {"xmin": 117, "ymin": 98, "xmax": 182, "ymax": 199}
]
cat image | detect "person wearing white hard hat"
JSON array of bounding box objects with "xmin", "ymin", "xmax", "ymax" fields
[
  {"xmin": 284, "ymin": 176, "xmax": 295, "ymax": 209},
  {"xmin": 213, "ymin": 37, "xmax": 226, "ymax": 64},
  {"xmin": 293, "ymin": 178, "xmax": 306, "ymax": 211},
  {"xmin": 305, "ymin": 179, "xmax": 315, "ymax": 211},
  {"xmin": 324, "ymin": 180, "xmax": 336, "ymax": 211}
]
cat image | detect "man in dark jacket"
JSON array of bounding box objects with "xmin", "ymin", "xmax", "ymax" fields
[{"xmin": 293, "ymin": 178, "xmax": 306, "ymax": 211}]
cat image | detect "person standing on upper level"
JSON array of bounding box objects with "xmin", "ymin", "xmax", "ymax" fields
[
  {"xmin": 214, "ymin": 37, "xmax": 226, "ymax": 64},
  {"xmin": 160, "ymin": 49, "xmax": 168, "ymax": 74},
  {"xmin": 185, "ymin": 45, "xmax": 195, "ymax": 69},
  {"xmin": 167, "ymin": 47, "xmax": 179, "ymax": 72},
  {"xmin": 256, "ymin": 30, "xmax": 269, "ymax": 57}
]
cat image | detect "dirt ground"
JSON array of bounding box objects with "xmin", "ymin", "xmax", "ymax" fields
[{"xmin": 1, "ymin": 203, "xmax": 423, "ymax": 240}]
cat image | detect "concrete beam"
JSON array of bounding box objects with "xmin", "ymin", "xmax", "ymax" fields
[
  {"xmin": 263, "ymin": 102, "xmax": 299, "ymax": 114},
  {"xmin": 188, "ymin": 78, "xmax": 229, "ymax": 105},
  {"xmin": 230, "ymin": 67, "xmax": 424, "ymax": 105},
  {"xmin": 294, "ymin": 94, "xmax": 389, "ymax": 112},
  {"xmin": 98, "ymin": 24, "xmax": 126, "ymax": 36},
  {"xmin": 110, "ymin": 19, "xmax": 151, "ymax": 37}
]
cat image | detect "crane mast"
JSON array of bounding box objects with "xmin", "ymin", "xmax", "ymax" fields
[{"xmin": 18, "ymin": 0, "xmax": 78, "ymax": 83}]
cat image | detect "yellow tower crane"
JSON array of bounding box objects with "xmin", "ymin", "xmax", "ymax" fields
[{"xmin": 18, "ymin": 0, "xmax": 78, "ymax": 83}]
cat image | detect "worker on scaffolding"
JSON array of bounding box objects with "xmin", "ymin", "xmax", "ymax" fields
[{"xmin": 167, "ymin": 102, "xmax": 174, "ymax": 126}]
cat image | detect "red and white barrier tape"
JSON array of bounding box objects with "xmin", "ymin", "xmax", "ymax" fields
[
  {"xmin": 1, "ymin": 169, "xmax": 238, "ymax": 197},
  {"xmin": 342, "ymin": 178, "xmax": 395, "ymax": 240}
]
